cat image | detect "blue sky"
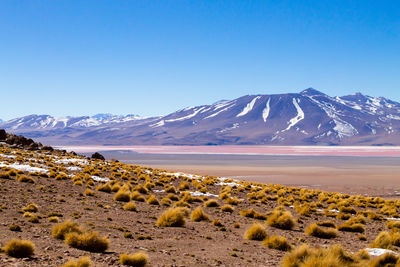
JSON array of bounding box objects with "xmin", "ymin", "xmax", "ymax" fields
[{"xmin": 1, "ymin": 0, "xmax": 399, "ymax": 120}]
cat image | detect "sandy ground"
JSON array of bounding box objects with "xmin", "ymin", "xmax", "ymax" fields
[{"xmin": 94, "ymin": 152, "xmax": 400, "ymax": 197}]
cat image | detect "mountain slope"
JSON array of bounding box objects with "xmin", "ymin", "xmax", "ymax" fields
[{"xmin": 1, "ymin": 89, "xmax": 400, "ymax": 145}]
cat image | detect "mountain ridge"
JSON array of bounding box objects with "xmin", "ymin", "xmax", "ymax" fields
[{"xmin": 1, "ymin": 89, "xmax": 400, "ymax": 146}]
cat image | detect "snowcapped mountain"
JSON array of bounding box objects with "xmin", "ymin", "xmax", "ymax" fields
[
  {"xmin": 1, "ymin": 89, "xmax": 400, "ymax": 146},
  {"xmin": 0, "ymin": 114, "xmax": 149, "ymax": 131}
]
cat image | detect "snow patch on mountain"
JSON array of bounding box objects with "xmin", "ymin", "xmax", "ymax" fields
[
  {"xmin": 262, "ymin": 98, "xmax": 271, "ymax": 123},
  {"xmin": 165, "ymin": 107, "xmax": 206, "ymax": 122},
  {"xmin": 282, "ymin": 98, "xmax": 304, "ymax": 131},
  {"xmin": 204, "ymin": 103, "xmax": 236, "ymax": 119},
  {"xmin": 236, "ymin": 96, "xmax": 261, "ymax": 117}
]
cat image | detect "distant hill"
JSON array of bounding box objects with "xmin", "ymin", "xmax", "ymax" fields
[{"xmin": 1, "ymin": 89, "xmax": 400, "ymax": 146}]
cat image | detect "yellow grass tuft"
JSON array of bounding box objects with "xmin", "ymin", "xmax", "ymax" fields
[
  {"xmin": 113, "ymin": 190, "xmax": 131, "ymax": 202},
  {"xmin": 190, "ymin": 206, "xmax": 210, "ymax": 222},
  {"xmin": 203, "ymin": 199, "xmax": 219, "ymax": 207},
  {"xmin": 123, "ymin": 202, "xmax": 137, "ymax": 211},
  {"xmin": 266, "ymin": 207, "xmax": 295, "ymax": 230},
  {"xmin": 65, "ymin": 231, "xmax": 109, "ymax": 252},
  {"xmin": 61, "ymin": 256, "xmax": 91, "ymax": 267},
  {"xmin": 244, "ymin": 223, "xmax": 268, "ymax": 241},
  {"xmin": 120, "ymin": 252, "xmax": 149, "ymax": 266},
  {"xmin": 3, "ymin": 239, "xmax": 35, "ymax": 258},
  {"xmin": 221, "ymin": 204, "xmax": 234, "ymax": 213},
  {"xmin": 52, "ymin": 220, "xmax": 83, "ymax": 240},
  {"xmin": 371, "ymin": 231, "xmax": 392, "ymax": 249},
  {"xmin": 22, "ymin": 203, "xmax": 39, "ymax": 213},
  {"xmin": 263, "ymin": 235, "xmax": 292, "ymax": 251},
  {"xmin": 305, "ymin": 223, "xmax": 338, "ymax": 239},
  {"xmin": 146, "ymin": 195, "xmax": 159, "ymax": 205},
  {"xmin": 156, "ymin": 207, "xmax": 188, "ymax": 227}
]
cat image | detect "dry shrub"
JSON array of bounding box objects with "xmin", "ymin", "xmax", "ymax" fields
[
  {"xmin": 61, "ymin": 256, "xmax": 91, "ymax": 267},
  {"xmin": 391, "ymin": 232, "xmax": 400, "ymax": 247},
  {"xmin": 317, "ymin": 221, "xmax": 336, "ymax": 228},
  {"xmin": 84, "ymin": 189, "xmax": 95, "ymax": 196},
  {"xmin": 3, "ymin": 239, "xmax": 35, "ymax": 258},
  {"xmin": 204, "ymin": 199, "xmax": 219, "ymax": 208},
  {"xmin": 130, "ymin": 191, "xmax": 145, "ymax": 202},
  {"xmin": 239, "ymin": 208, "xmax": 267, "ymax": 220},
  {"xmin": 190, "ymin": 206, "xmax": 210, "ymax": 222},
  {"xmin": 282, "ymin": 244, "xmax": 356, "ymax": 267},
  {"xmin": 96, "ymin": 183, "xmax": 112, "ymax": 193},
  {"xmin": 339, "ymin": 206, "xmax": 357, "ymax": 214},
  {"xmin": 266, "ymin": 207, "xmax": 295, "ymax": 230},
  {"xmin": 65, "ymin": 231, "xmax": 109, "ymax": 252},
  {"xmin": 48, "ymin": 216, "xmax": 59, "ymax": 223},
  {"xmin": 166, "ymin": 193, "xmax": 179, "ymax": 201},
  {"xmin": 337, "ymin": 222, "xmax": 365, "ymax": 233},
  {"xmin": 160, "ymin": 198, "xmax": 172, "ymax": 206},
  {"xmin": 370, "ymin": 253, "xmax": 399, "ymax": 267},
  {"xmin": 165, "ymin": 186, "xmax": 176, "ymax": 194},
  {"xmin": 173, "ymin": 199, "xmax": 190, "ymax": 208},
  {"xmin": 263, "ymin": 235, "xmax": 292, "ymax": 251},
  {"xmin": 371, "ymin": 231, "xmax": 392, "ymax": 249},
  {"xmin": 305, "ymin": 223, "xmax": 337, "ymax": 239},
  {"xmin": 120, "ymin": 252, "xmax": 149, "ymax": 266},
  {"xmin": 387, "ymin": 221, "xmax": 400, "ymax": 230},
  {"xmin": 225, "ymin": 196, "xmax": 241, "ymax": 205},
  {"xmin": 221, "ymin": 204, "xmax": 234, "ymax": 213},
  {"xmin": 113, "ymin": 190, "xmax": 131, "ymax": 202},
  {"xmin": 336, "ymin": 213, "xmax": 351, "ymax": 220},
  {"xmin": 178, "ymin": 181, "xmax": 190, "ymax": 191},
  {"xmin": 244, "ymin": 223, "xmax": 268, "ymax": 241},
  {"xmin": 52, "ymin": 220, "xmax": 83, "ymax": 240},
  {"xmin": 9, "ymin": 224, "xmax": 21, "ymax": 232},
  {"xmin": 146, "ymin": 195, "xmax": 159, "ymax": 205},
  {"xmin": 18, "ymin": 175, "xmax": 35, "ymax": 183},
  {"xmin": 123, "ymin": 202, "xmax": 137, "ymax": 211},
  {"xmin": 28, "ymin": 215, "xmax": 40, "ymax": 223},
  {"xmin": 156, "ymin": 207, "xmax": 188, "ymax": 227},
  {"xmin": 22, "ymin": 203, "xmax": 38, "ymax": 213}
]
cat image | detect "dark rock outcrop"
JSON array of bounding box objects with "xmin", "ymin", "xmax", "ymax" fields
[{"xmin": 91, "ymin": 152, "xmax": 105, "ymax": 160}]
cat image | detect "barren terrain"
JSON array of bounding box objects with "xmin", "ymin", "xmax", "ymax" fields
[{"xmin": 1, "ymin": 143, "xmax": 400, "ymax": 266}]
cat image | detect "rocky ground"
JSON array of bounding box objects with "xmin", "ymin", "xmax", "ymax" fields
[{"xmin": 0, "ymin": 132, "xmax": 399, "ymax": 266}]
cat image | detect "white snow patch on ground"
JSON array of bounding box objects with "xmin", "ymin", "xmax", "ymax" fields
[
  {"xmin": 66, "ymin": 166, "xmax": 82, "ymax": 171},
  {"xmin": 262, "ymin": 98, "xmax": 271, "ymax": 122},
  {"xmin": 237, "ymin": 96, "xmax": 261, "ymax": 117},
  {"xmin": 282, "ymin": 98, "xmax": 305, "ymax": 131},
  {"xmin": 387, "ymin": 217, "xmax": 400, "ymax": 221},
  {"xmin": 365, "ymin": 248, "xmax": 398, "ymax": 257},
  {"xmin": 55, "ymin": 158, "xmax": 88, "ymax": 165},
  {"xmin": 0, "ymin": 154, "xmax": 17, "ymax": 159},
  {"xmin": 0, "ymin": 162, "xmax": 48, "ymax": 173},
  {"xmin": 161, "ymin": 172, "xmax": 203, "ymax": 181},
  {"xmin": 91, "ymin": 176, "xmax": 110, "ymax": 182},
  {"xmin": 189, "ymin": 191, "xmax": 219, "ymax": 198},
  {"xmin": 216, "ymin": 182, "xmax": 241, "ymax": 187}
]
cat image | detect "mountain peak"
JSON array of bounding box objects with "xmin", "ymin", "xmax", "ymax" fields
[{"xmin": 300, "ymin": 88, "xmax": 326, "ymax": 96}]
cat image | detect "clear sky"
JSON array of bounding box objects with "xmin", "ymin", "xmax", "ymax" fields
[{"xmin": 0, "ymin": 0, "xmax": 399, "ymax": 120}]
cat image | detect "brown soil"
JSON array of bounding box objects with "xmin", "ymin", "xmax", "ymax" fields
[{"xmin": 0, "ymin": 146, "xmax": 399, "ymax": 266}]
